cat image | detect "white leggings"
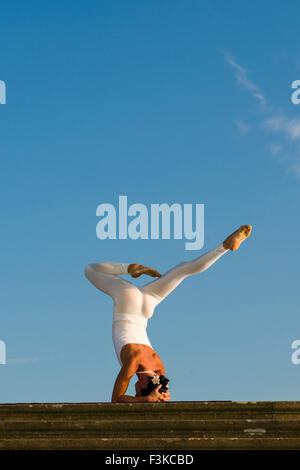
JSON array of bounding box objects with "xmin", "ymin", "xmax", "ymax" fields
[{"xmin": 84, "ymin": 244, "xmax": 228, "ymax": 365}]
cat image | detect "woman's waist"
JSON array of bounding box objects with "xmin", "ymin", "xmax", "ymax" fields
[{"xmin": 113, "ymin": 312, "xmax": 148, "ymax": 328}]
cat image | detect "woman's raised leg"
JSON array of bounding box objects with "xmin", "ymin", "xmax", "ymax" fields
[
  {"xmin": 139, "ymin": 224, "xmax": 252, "ymax": 303},
  {"xmin": 139, "ymin": 244, "xmax": 228, "ymax": 303}
]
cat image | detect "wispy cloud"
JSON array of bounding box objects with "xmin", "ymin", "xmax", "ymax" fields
[
  {"xmin": 267, "ymin": 143, "xmax": 282, "ymax": 156},
  {"xmin": 7, "ymin": 357, "xmax": 39, "ymax": 365},
  {"xmin": 263, "ymin": 116, "xmax": 300, "ymax": 140},
  {"xmin": 235, "ymin": 120, "xmax": 251, "ymax": 134},
  {"xmin": 223, "ymin": 51, "xmax": 300, "ymax": 179},
  {"xmin": 223, "ymin": 51, "xmax": 267, "ymax": 106}
]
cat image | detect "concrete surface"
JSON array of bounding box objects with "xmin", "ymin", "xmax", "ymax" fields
[{"xmin": 0, "ymin": 401, "xmax": 300, "ymax": 450}]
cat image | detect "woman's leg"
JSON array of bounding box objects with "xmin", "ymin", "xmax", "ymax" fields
[
  {"xmin": 84, "ymin": 266, "xmax": 126, "ymax": 298},
  {"xmin": 84, "ymin": 262, "xmax": 143, "ymax": 312},
  {"xmin": 139, "ymin": 244, "xmax": 228, "ymax": 303}
]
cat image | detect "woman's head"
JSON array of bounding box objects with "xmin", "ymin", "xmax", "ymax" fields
[{"xmin": 135, "ymin": 374, "xmax": 169, "ymax": 397}]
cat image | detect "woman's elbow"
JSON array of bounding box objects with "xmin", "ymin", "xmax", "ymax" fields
[{"xmin": 111, "ymin": 394, "xmax": 121, "ymax": 403}]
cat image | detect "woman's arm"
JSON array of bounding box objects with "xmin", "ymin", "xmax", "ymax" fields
[
  {"xmin": 111, "ymin": 356, "xmax": 151, "ymax": 403},
  {"xmin": 111, "ymin": 355, "xmax": 169, "ymax": 403}
]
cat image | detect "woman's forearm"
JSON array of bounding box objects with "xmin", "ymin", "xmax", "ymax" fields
[{"xmin": 112, "ymin": 394, "xmax": 152, "ymax": 403}]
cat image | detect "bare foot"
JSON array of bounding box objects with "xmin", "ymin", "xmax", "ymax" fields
[
  {"xmin": 223, "ymin": 225, "xmax": 252, "ymax": 251},
  {"xmin": 128, "ymin": 264, "xmax": 162, "ymax": 278}
]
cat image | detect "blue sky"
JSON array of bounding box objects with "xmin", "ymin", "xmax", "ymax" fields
[{"xmin": 1, "ymin": 0, "xmax": 300, "ymax": 403}]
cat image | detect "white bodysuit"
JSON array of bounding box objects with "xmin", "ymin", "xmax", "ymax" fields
[{"xmin": 84, "ymin": 244, "xmax": 228, "ymax": 366}]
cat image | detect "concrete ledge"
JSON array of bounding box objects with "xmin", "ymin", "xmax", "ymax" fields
[{"xmin": 0, "ymin": 401, "xmax": 300, "ymax": 450}]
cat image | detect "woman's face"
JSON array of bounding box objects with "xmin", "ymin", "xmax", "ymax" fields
[
  {"xmin": 135, "ymin": 381, "xmax": 142, "ymax": 396},
  {"xmin": 135, "ymin": 375, "xmax": 150, "ymax": 396}
]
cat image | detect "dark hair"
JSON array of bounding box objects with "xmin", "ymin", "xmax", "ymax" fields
[{"xmin": 140, "ymin": 375, "xmax": 170, "ymax": 396}]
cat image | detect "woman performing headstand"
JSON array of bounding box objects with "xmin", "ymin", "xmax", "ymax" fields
[{"xmin": 84, "ymin": 225, "xmax": 252, "ymax": 403}]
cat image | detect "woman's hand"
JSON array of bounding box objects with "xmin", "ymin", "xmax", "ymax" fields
[
  {"xmin": 147, "ymin": 385, "xmax": 170, "ymax": 402},
  {"xmin": 128, "ymin": 264, "xmax": 162, "ymax": 278}
]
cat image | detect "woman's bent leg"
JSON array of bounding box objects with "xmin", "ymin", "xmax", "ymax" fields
[{"xmin": 84, "ymin": 264, "xmax": 143, "ymax": 312}]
